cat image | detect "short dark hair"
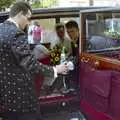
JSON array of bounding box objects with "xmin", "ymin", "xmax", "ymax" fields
[
  {"xmin": 65, "ymin": 20, "xmax": 79, "ymax": 29},
  {"xmin": 9, "ymin": 1, "xmax": 32, "ymax": 17},
  {"xmin": 55, "ymin": 23, "xmax": 65, "ymax": 31}
]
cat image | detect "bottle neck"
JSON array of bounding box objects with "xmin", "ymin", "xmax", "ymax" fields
[
  {"xmin": 60, "ymin": 46, "xmax": 66, "ymax": 64},
  {"xmin": 61, "ymin": 46, "xmax": 65, "ymax": 54}
]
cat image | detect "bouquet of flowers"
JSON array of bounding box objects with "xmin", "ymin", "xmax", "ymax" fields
[{"xmin": 50, "ymin": 45, "xmax": 62, "ymax": 65}]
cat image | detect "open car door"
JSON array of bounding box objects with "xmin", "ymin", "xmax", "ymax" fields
[{"xmin": 79, "ymin": 8, "xmax": 120, "ymax": 120}]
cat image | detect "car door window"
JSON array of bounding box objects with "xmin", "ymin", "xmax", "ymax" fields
[{"xmin": 86, "ymin": 13, "xmax": 120, "ymax": 52}]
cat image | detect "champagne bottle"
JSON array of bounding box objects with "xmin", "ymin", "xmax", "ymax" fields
[
  {"xmin": 60, "ymin": 46, "xmax": 67, "ymax": 89},
  {"xmin": 60, "ymin": 46, "xmax": 66, "ymax": 64}
]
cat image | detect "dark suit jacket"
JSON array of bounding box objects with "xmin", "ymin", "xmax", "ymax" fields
[
  {"xmin": 69, "ymin": 38, "xmax": 79, "ymax": 89},
  {"xmin": 0, "ymin": 21, "xmax": 54, "ymax": 113}
]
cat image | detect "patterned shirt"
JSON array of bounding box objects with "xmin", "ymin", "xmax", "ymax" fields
[{"xmin": 0, "ymin": 21, "xmax": 54, "ymax": 113}]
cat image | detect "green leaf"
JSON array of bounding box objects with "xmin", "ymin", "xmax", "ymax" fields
[
  {"xmin": 0, "ymin": 0, "xmax": 15, "ymax": 11},
  {"xmin": 31, "ymin": 0, "xmax": 58, "ymax": 8}
]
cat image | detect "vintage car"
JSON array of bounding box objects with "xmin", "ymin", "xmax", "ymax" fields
[
  {"xmin": 80, "ymin": 8, "xmax": 120, "ymax": 120},
  {"xmin": 0, "ymin": 6, "xmax": 117, "ymax": 120}
]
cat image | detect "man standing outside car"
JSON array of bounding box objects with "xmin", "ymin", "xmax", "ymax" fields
[{"xmin": 0, "ymin": 1, "xmax": 69, "ymax": 120}]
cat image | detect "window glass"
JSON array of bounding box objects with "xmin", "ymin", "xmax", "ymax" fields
[
  {"xmin": 86, "ymin": 13, "xmax": 120, "ymax": 52},
  {"xmin": 28, "ymin": 18, "xmax": 57, "ymax": 48},
  {"xmin": 28, "ymin": 17, "xmax": 80, "ymax": 49}
]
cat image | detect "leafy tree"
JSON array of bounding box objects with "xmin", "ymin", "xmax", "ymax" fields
[
  {"xmin": 32, "ymin": 0, "xmax": 58, "ymax": 8},
  {"xmin": 0, "ymin": 0, "xmax": 15, "ymax": 11}
]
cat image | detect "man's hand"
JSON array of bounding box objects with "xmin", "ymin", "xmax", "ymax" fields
[
  {"xmin": 67, "ymin": 61, "xmax": 74, "ymax": 70},
  {"xmin": 55, "ymin": 64, "xmax": 69, "ymax": 75}
]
